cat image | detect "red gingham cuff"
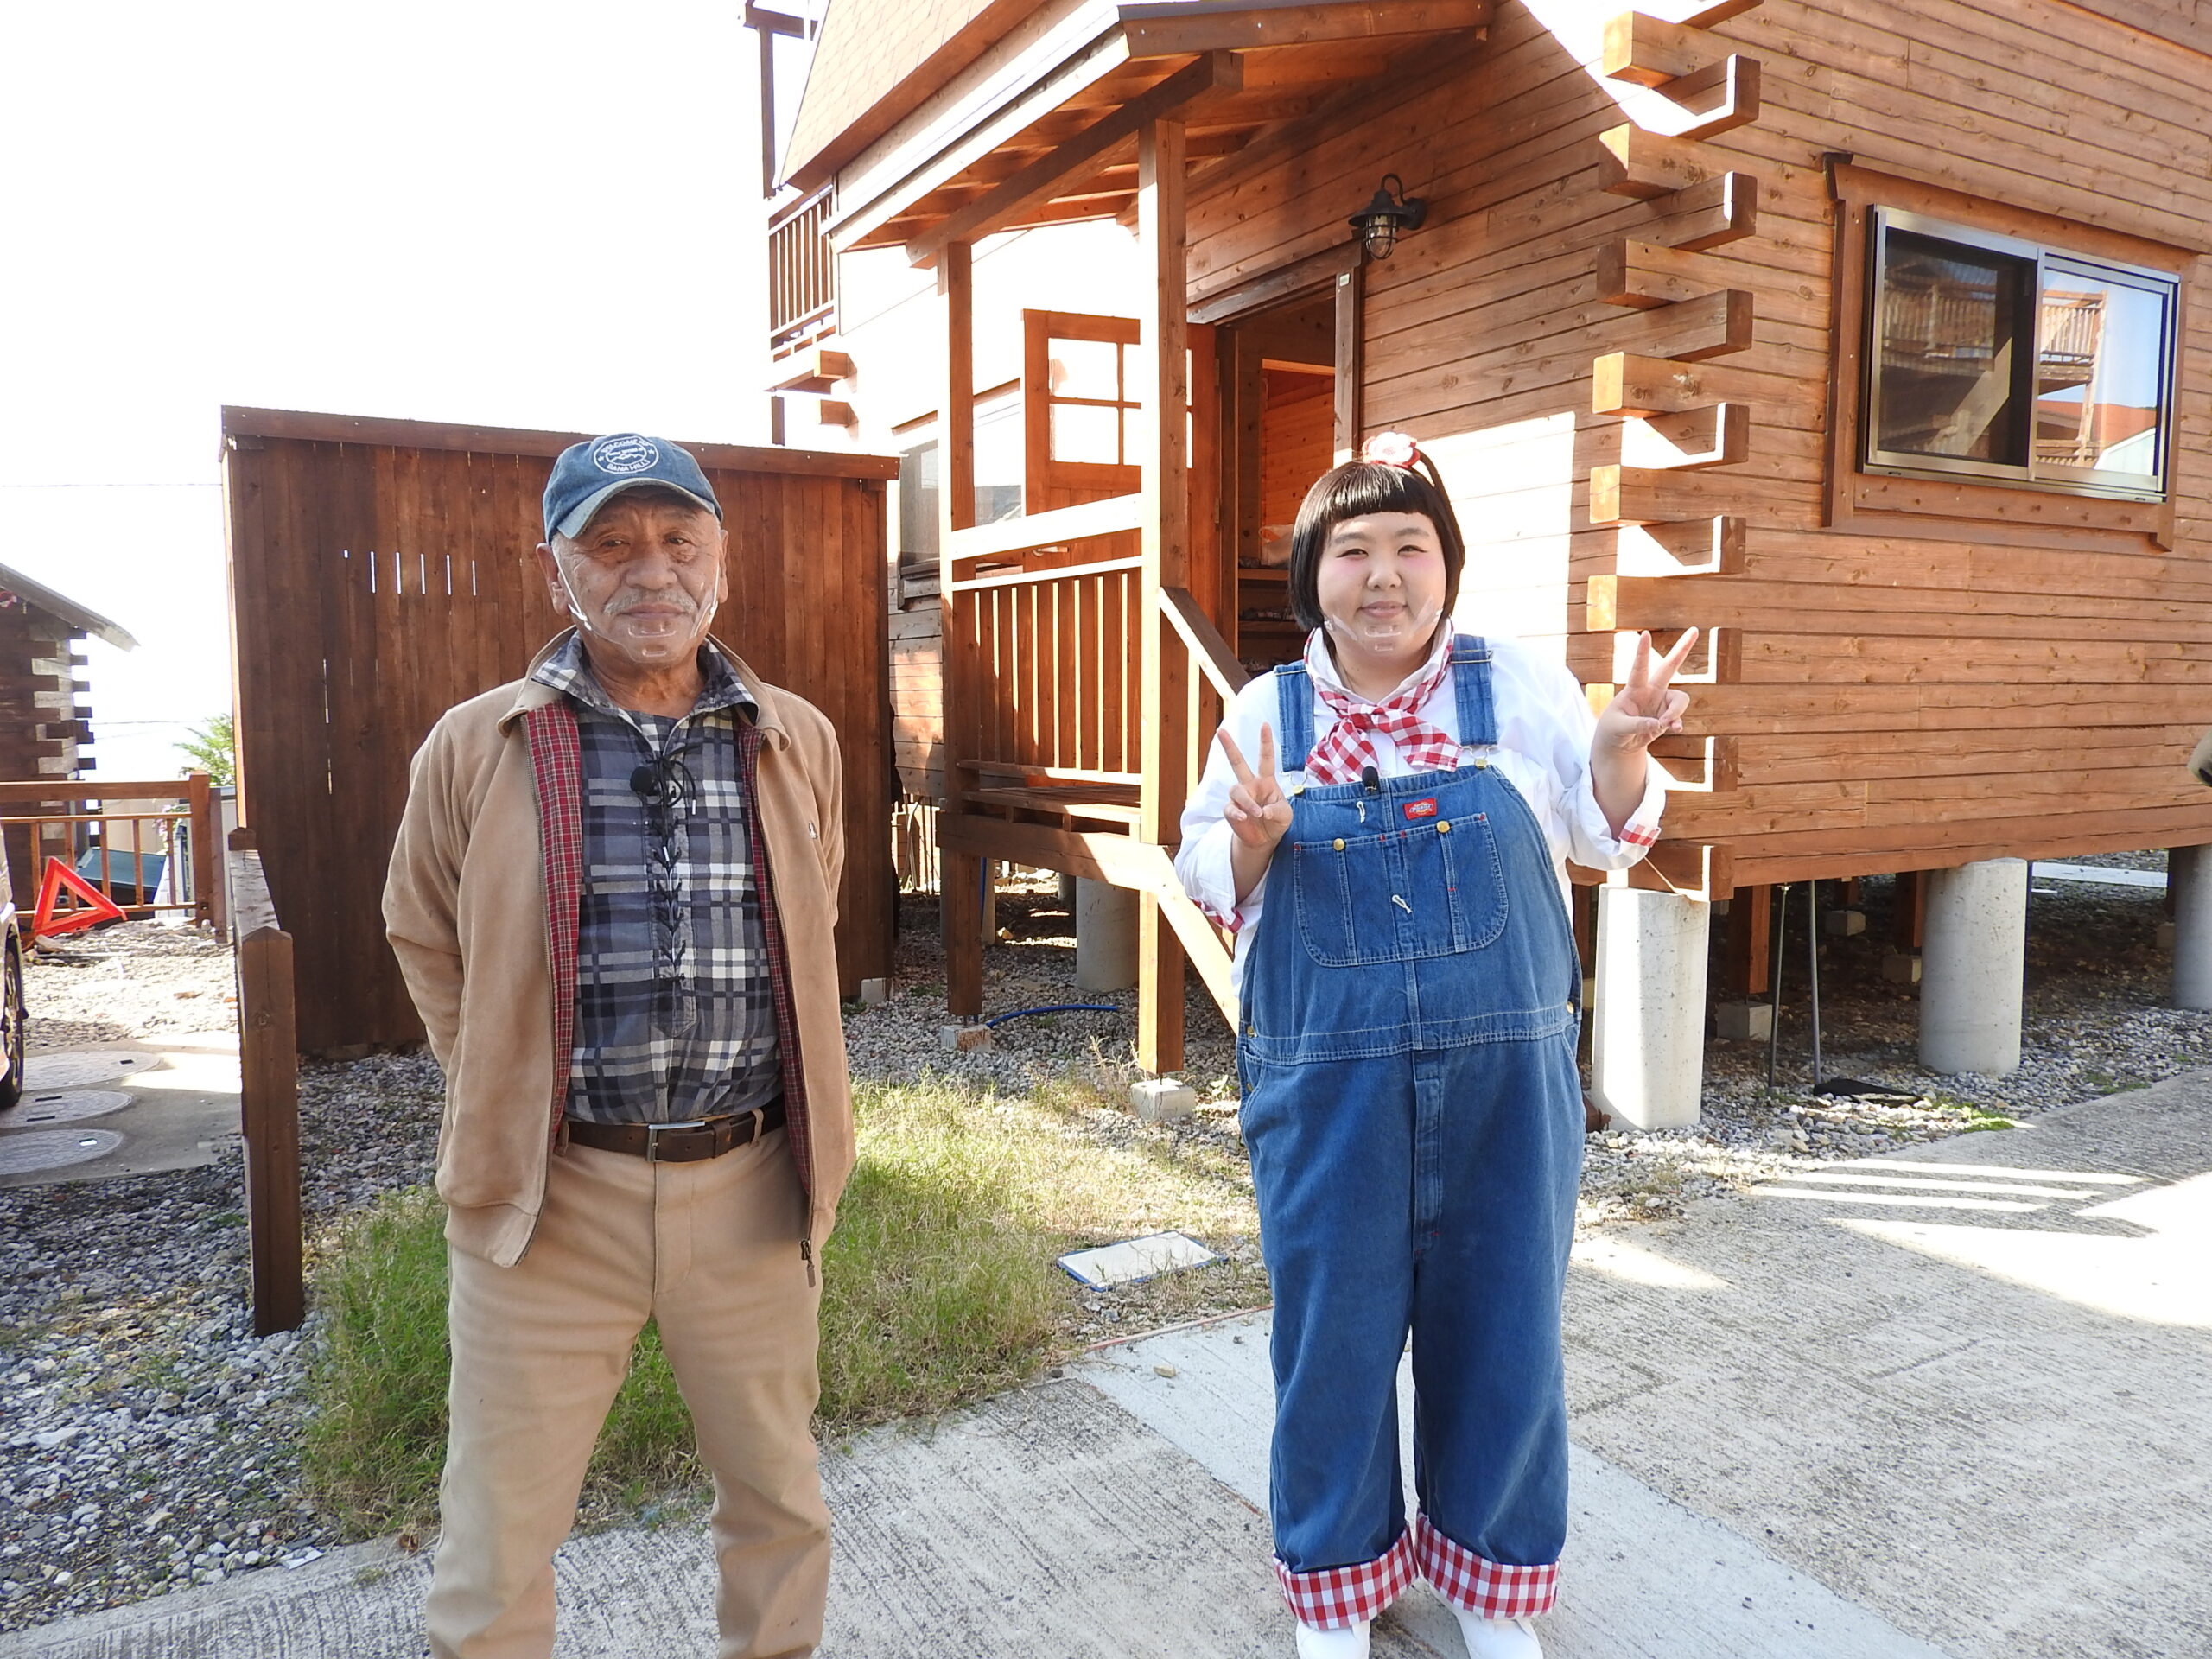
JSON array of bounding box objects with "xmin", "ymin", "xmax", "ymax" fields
[
  {"xmin": 1274, "ymin": 1529, "xmax": 1416, "ymax": 1628},
  {"xmin": 1414, "ymin": 1513, "xmax": 1559, "ymax": 1618},
  {"xmin": 1197, "ymin": 896, "xmax": 1244, "ymax": 935},
  {"xmin": 1619, "ymin": 818, "xmax": 1660, "ymax": 850}
]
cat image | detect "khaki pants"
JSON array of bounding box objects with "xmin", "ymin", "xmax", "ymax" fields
[{"xmin": 426, "ymin": 1132, "xmax": 830, "ymax": 1659}]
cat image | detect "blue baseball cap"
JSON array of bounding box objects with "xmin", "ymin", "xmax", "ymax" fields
[{"xmin": 543, "ymin": 433, "xmax": 721, "ymax": 542}]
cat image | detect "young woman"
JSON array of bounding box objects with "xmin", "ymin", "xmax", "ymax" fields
[{"xmin": 1175, "ymin": 435, "xmax": 1694, "ymax": 1659}]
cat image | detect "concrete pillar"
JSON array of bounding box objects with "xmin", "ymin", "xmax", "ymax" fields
[
  {"xmin": 2171, "ymin": 845, "xmax": 2212, "ymax": 1010},
  {"xmin": 1591, "ymin": 887, "xmax": 1711, "ymax": 1130},
  {"xmin": 1919, "ymin": 858, "xmax": 2027, "ymax": 1075},
  {"xmin": 1075, "ymin": 878, "xmax": 1139, "ymax": 993}
]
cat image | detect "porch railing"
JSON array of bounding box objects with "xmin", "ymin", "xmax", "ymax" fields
[
  {"xmin": 770, "ymin": 190, "xmax": 836, "ymax": 359},
  {"xmin": 946, "ymin": 495, "xmax": 1147, "ymax": 776},
  {"xmin": 940, "ymin": 491, "xmax": 1251, "ymax": 1023}
]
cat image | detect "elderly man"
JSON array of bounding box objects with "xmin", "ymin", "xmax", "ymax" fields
[{"xmin": 384, "ymin": 433, "xmax": 855, "ymax": 1659}]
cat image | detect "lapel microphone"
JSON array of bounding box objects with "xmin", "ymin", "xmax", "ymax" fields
[
  {"xmin": 630, "ymin": 751, "xmax": 698, "ymax": 812},
  {"xmin": 1361, "ymin": 765, "xmax": 1381, "ymax": 795}
]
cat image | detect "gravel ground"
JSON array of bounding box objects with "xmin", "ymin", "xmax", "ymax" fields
[
  {"xmin": 0, "ymin": 864, "xmax": 2199, "ymax": 1632},
  {"xmin": 1, "ymin": 928, "xmax": 442, "ymax": 1629},
  {"xmin": 14, "ymin": 922, "xmax": 238, "ymax": 1050}
]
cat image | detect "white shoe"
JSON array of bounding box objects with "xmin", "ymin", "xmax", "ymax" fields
[
  {"xmin": 1451, "ymin": 1606, "xmax": 1542, "ymax": 1658},
  {"xmin": 1294, "ymin": 1618, "xmax": 1371, "ymax": 1658}
]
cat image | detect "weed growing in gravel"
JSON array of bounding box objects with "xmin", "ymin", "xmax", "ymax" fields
[
  {"xmin": 300, "ymin": 1187, "xmax": 451, "ymax": 1534},
  {"xmin": 1916, "ymin": 1088, "xmax": 2023, "ymax": 1133},
  {"xmin": 301, "ymin": 1073, "xmax": 1261, "ymax": 1537}
]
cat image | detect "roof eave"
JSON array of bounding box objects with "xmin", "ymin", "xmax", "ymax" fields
[
  {"xmin": 823, "ymin": 0, "xmax": 1493, "ymax": 259},
  {"xmin": 0, "ymin": 563, "xmax": 138, "ymax": 652}
]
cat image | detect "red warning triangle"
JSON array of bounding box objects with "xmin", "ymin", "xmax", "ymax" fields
[{"xmin": 32, "ymin": 856, "xmax": 128, "ymax": 940}]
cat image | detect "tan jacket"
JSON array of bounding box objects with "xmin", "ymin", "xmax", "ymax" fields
[{"xmin": 382, "ymin": 634, "xmax": 855, "ymax": 1267}]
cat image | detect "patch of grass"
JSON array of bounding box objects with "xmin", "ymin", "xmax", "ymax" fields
[
  {"xmin": 817, "ymin": 1084, "xmax": 1063, "ymax": 1429},
  {"xmin": 300, "ymin": 1187, "xmax": 451, "ymax": 1535},
  {"xmin": 302, "ymin": 1072, "xmax": 1261, "ymax": 1537},
  {"xmin": 2075, "ymin": 1068, "xmax": 2147, "ymax": 1096},
  {"xmin": 1915, "ymin": 1087, "xmax": 2021, "ymax": 1133}
]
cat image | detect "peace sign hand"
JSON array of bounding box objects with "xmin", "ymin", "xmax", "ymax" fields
[
  {"xmin": 1594, "ymin": 628, "xmax": 1697, "ymax": 756},
  {"xmin": 1217, "ymin": 724, "xmax": 1294, "ymax": 854}
]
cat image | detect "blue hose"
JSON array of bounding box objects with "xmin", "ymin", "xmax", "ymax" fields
[{"xmin": 984, "ymin": 1002, "xmax": 1118, "ymax": 1029}]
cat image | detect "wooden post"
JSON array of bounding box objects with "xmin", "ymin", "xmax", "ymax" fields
[
  {"xmin": 1332, "ymin": 263, "xmax": 1363, "ymax": 463},
  {"xmin": 1892, "ymin": 870, "xmax": 1927, "ymax": 951},
  {"xmin": 230, "ymin": 839, "xmax": 303, "ymax": 1336},
  {"xmin": 938, "ymin": 240, "xmax": 985, "ymax": 1018},
  {"xmin": 1718, "ymin": 882, "xmax": 1771, "ymax": 998},
  {"xmin": 185, "ymin": 771, "xmax": 218, "ymax": 929},
  {"xmin": 1136, "ymin": 118, "xmax": 1192, "ymax": 1076}
]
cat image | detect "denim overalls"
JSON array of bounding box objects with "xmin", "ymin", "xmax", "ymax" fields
[{"xmin": 1238, "ymin": 635, "xmax": 1585, "ymax": 1625}]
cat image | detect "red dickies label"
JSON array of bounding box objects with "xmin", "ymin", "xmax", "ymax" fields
[{"xmin": 1403, "ymin": 798, "xmax": 1439, "ymax": 820}]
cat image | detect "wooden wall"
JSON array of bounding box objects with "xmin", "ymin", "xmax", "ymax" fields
[
  {"xmin": 224, "ymin": 410, "xmax": 898, "ymax": 1052},
  {"xmin": 1259, "ymin": 371, "xmax": 1333, "ymax": 531},
  {"xmin": 1183, "ymin": 0, "xmax": 2212, "ymax": 887}
]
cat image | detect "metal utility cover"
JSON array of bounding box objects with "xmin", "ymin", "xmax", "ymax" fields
[{"xmin": 1058, "ymin": 1231, "xmax": 1221, "ymax": 1290}]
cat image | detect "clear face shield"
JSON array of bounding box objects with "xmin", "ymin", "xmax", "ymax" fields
[
  {"xmin": 1320, "ymin": 552, "xmax": 1449, "ymax": 668},
  {"xmin": 1322, "ymin": 594, "xmax": 1447, "ymax": 655},
  {"xmin": 552, "ymin": 543, "xmax": 721, "ymax": 667}
]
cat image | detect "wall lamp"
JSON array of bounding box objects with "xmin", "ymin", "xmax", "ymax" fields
[{"xmin": 1349, "ymin": 174, "xmax": 1427, "ymax": 260}]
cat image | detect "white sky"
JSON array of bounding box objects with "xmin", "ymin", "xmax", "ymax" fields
[{"xmin": 2, "ymin": 0, "xmax": 767, "ymax": 780}]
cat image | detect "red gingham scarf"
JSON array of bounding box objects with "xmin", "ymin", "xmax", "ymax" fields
[{"xmin": 1302, "ymin": 631, "xmax": 1459, "ymax": 785}]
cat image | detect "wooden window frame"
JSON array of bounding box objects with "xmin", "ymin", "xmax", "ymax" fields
[
  {"xmin": 1024, "ymin": 309, "xmax": 1143, "ymax": 501},
  {"xmin": 1825, "ymin": 163, "xmax": 2190, "ymax": 552}
]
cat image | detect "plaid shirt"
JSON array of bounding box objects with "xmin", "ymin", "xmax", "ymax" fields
[{"xmin": 528, "ymin": 635, "xmax": 780, "ymax": 1126}]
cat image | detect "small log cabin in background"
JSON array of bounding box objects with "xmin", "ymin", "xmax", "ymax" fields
[
  {"xmin": 0, "ymin": 564, "xmax": 137, "ymax": 905},
  {"xmin": 753, "ymin": 0, "xmax": 2212, "ymax": 1119}
]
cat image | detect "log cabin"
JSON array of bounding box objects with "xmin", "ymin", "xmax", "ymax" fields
[
  {"xmin": 753, "ymin": 0, "xmax": 2212, "ymax": 1120},
  {"xmin": 0, "ymin": 564, "xmax": 136, "ymax": 906}
]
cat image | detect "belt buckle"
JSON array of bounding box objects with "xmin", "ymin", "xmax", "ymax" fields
[{"xmin": 645, "ymin": 1118, "xmax": 709, "ymax": 1164}]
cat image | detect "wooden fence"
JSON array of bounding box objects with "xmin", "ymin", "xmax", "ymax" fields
[{"xmin": 223, "ymin": 407, "xmax": 898, "ymax": 1052}]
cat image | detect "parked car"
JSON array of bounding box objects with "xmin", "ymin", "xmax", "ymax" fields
[{"xmin": 0, "ymin": 857, "xmax": 22, "ymax": 1109}]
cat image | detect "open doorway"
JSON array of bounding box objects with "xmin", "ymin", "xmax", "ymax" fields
[{"xmin": 1211, "ymin": 280, "xmax": 1350, "ymax": 676}]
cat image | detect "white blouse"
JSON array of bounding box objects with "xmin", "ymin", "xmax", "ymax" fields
[{"xmin": 1174, "ymin": 631, "xmax": 1668, "ymax": 1002}]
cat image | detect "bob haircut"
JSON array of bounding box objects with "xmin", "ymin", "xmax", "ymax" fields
[{"xmin": 1286, "ymin": 453, "xmax": 1466, "ymax": 632}]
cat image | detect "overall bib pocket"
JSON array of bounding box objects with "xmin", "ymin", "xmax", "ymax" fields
[{"xmin": 1291, "ymin": 810, "xmax": 1508, "ymax": 967}]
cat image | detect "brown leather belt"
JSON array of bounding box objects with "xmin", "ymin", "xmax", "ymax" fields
[{"xmin": 563, "ymin": 1100, "xmax": 785, "ymax": 1163}]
